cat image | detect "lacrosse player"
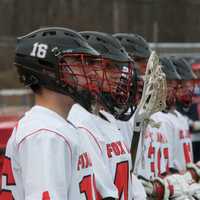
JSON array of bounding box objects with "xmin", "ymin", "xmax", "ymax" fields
[
  {"xmin": 113, "ymin": 33, "xmax": 166, "ymax": 176},
  {"xmin": 169, "ymin": 57, "xmax": 196, "ymax": 171},
  {"xmin": 138, "ymin": 57, "xmax": 200, "ymax": 199},
  {"xmin": 68, "ymin": 31, "xmax": 137, "ymax": 200},
  {"xmin": 1, "ymin": 27, "xmax": 112, "ymax": 200}
]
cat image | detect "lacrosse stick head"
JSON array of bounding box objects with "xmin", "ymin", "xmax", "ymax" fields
[
  {"xmin": 131, "ymin": 52, "xmax": 166, "ymax": 172},
  {"xmin": 135, "ymin": 51, "xmax": 166, "ymax": 123}
]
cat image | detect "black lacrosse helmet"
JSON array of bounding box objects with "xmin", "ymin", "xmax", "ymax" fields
[
  {"xmin": 160, "ymin": 57, "xmax": 181, "ymax": 109},
  {"xmin": 15, "ymin": 27, "xmax": 103, "ymax": 108},
  {"xmin": 80, "ymin": 31, "xmax": 137, "ymax": 119},
  {"xmin": 160, "ymin": 57, "xmax": 181, "ymax": 81},
  {"xmin": 171, "ymin": 57, "xmax": 196, "ymax": 109}
]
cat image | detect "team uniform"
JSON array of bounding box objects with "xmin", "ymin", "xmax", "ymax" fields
[
  {"xmin": 68, "ymin": 105, "xmax": 119, "ymax": 199},
  {"xmin": 107, "ymin": 110, "xmax": 169, "ymax": 179},
  {"xmin": 98, "ymin": 110, "xmax": 147, "ymax": 199},
  {"xmin": 166, "ymin": 110, "xmax": 193, "ymax": 171},
  {"xmin": 1, "ymin": 106, "xmax": 98, "ymax": 200},
  {"xmin": 68, "ymin": 103, "xmax": 133, "ymax": 200},
  {"xmin": 131, "ymin": 112, "xmax": 171, "ymax": 179}
]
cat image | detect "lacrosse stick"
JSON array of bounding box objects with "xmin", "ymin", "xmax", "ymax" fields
[{"xmin": 130, "ymin": 51, "xmax": 167, "ymax": 171}]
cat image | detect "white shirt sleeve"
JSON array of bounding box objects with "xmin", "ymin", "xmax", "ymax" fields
[{"xmin": 18, "ymin": 130, "xmax": 72, "ymax": 200}]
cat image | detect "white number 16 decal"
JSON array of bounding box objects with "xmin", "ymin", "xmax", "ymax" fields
[{"xmin": 30, "ymin": 42, "xmax": 48, "ymax": 58}]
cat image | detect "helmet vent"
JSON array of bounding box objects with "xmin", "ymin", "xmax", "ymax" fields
[
  {"xmin": 42, "ymin": 31, "xmax": 56, "ymax": 37},
  {"xmin": 64, "ymin": 32, "xmax": 75, "ymax": 37},
  {"xmin": 96, "ymin": 37, "xmax": 106, "ymax": 44},
  {"xmin": 126, "ymin": 39, "xmax": 133, "ymax": 43},
  {"xmin": 84, "ymin": 35, "xmax": 90, "ymax": 40}
]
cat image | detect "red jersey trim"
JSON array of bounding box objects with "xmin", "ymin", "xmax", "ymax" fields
[
  {"xmin": 78, "ymin": 126, "xmax": 103, "ymax": 153},
  {"xmin": 42, "ymin": 191, "xmax": 50, "ymax": 200},
  {"xmin": 17, "ymin": 128, "xmax": 72, "ymax": 158}
]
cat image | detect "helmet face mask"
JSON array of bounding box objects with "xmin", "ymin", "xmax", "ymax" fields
[
  {"xmin": 176, "ymin": 80, "xmax": 195, "ymax": 108},
  {"xmin": 157, "ymin": 57, "xmax": 180, "ymax": 110},
  {"xmin": 59, "ymin": 53, "xmax": 134, "ymax": 114},
  {"xmin": 171, "ymin": 57, "xmax": 196, "ymax": 108},
  {"xmin": 59, "ymin": 53, "xmax": 104, "ymax": 94},
  {"xmin": 101, "ymin": 59, "xmax": 133, "ymax": 108},
  {"xmin": 166, "ymin": 80, "xmax": 178, "ymax": 108}
]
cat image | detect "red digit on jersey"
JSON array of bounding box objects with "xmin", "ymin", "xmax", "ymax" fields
[
  {"xmin": 163, "ymin": 147, "xmax": 169, "ymax": 174},
  {"xmin": 0, "ymin": 156, "xmax": 15, "ymax": 200},
  {"xmin": 148, "ymin": 143, "xmax": 155, "ymax": 173},
  {"xmin": 80, "ymin": 175, "xmax": 97, "ymax": 200},
  {"xmin": 183, "ymin": 143, "xmax": 192, "ymax": 164},
  {"xmin": 114, "ymin": 161, "xmax": 129, "ymax": 200}
]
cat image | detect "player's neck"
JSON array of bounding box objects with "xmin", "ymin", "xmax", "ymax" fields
[{"xmin": 35, "ymin": 88, "xmax": 74, "ymax": 120}]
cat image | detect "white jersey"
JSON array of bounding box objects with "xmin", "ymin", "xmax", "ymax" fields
[
  {"xmin": 95, "ymin": 110, "xmax": 146, "ymax": 199},
  {"xmin": 68, "ymin": 104, "xmax": 133, "ymax": 200},
  {"xmin": 1, "ymin": 106, "xmax": 97, "ymax": 200},
  {"xmin": 107, "ymin": 114, "xmax": 134, "ymax": 151},
  {"xmin": 131, "ymin": 112, "xmax": 171, "ymax": 179},
  {"xmin": 108, "ymin": 111, "xmax": 169, "ymax": 179},
  {"xmin": 166, "ymin": 110, "xmax": 193, "ymax": 171},
  {"xmin": 68, "ymin": 106, "xmax": 118, "ymax": 199}
]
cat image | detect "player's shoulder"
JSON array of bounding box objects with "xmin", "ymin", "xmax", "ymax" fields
[
  {"xmin": 68, "ymin": 104, "xmax": 111, "ymax": 146},
  {"xmin": 173, "ymin": 110, "xmax": 189, "ymax": 123},
  {"xmin": 68, "ymin": 103, "xmax": 92, "ymax": 126},
  {"xmin": 165, "ymin": 110, "xmax": 179, "ymax": 122},
  {"xmin": 15, "ymin": 106, "xmax": 78, "ymax": 145},
  {"xmin": 151, "ymin": 111, "xmax": 168, "ymax": 122}
]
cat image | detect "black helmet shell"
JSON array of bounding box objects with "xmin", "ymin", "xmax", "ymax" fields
[
  {"xmin": 160, "ymin": 57, "xmax": 181, "ymax": 80},
  {"xmin": 170, "ymin": 57, "xmax": 196, "ymax": 80},
  {"xmin": 80, "ymin": 31, "xmax": 131, "ymax": 62},
  {"xmin": 113, "ymin": 33, "xmax": 151, "ymax": 59},
  {"xmin": 15, "ymin": 27, "xmax": 99, "ymax": 96}
]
